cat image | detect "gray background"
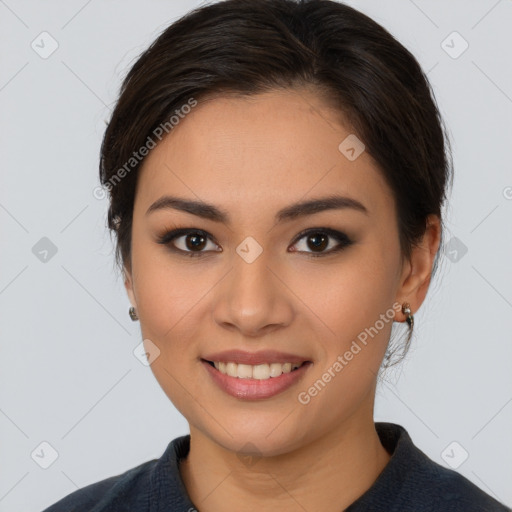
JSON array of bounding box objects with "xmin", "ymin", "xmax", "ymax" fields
[{"xmin": 1, "ymin": 1, "xmax": 511, "ymax": 510}]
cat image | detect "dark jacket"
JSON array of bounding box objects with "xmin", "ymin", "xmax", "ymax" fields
[{"xmin": 41, "ymin": 422, "xmax": 511, "ymax": 511}]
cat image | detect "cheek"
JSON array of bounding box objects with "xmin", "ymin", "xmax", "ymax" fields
[
  {"xmin": 293, "ymin": 263, "xmax": 393, "ymax": 418},
  {"xmin": 132, "ymin": 257, "xmax": 208, "ymax": 412},
  {"xmin": 132, "ymin": 241, "xmax": 216, "ymax": 339},
  {"xmin": 289, "ymin": 252, "xmax": 397, "ymax": 403},
  {"xmin": 292, "ymin": 250, "xmax": 396, "ymax": 340}
]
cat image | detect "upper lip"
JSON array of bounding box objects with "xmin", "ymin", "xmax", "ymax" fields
[{"xmin": 201, "ymin": 349, "xmax": 311, "ymax": 366}]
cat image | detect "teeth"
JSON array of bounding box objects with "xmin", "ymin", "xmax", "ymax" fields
[{"xmin": 212, "ymin": 361, "xmax": 304, "ymax": 379}]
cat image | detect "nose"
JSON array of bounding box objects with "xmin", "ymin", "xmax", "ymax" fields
[{"xmin": 212, "ymin": 248, "xmax": 294, "ymax": 338}]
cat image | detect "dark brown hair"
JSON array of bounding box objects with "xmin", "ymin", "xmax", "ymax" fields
[{"xmin": 99, "ymin": 0, "xmax": 453, "ymax": 369}]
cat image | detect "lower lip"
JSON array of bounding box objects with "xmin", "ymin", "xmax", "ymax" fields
[{"xmin": 201, "ymin": 360, "xmax": 312, "ymax": 400}]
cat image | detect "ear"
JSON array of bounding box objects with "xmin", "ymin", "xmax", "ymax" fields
[
  {"xmin": 123, "ymin": 264, "xmax": 137, "ymax": 310},
  {"xmin": 395, "ymin": 214, "xmax": 441, "ymax": 321}
]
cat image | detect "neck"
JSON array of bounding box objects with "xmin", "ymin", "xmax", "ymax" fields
[{"xmin": 179, "ymin": 408, "xmax": 391, "ymax": 512}]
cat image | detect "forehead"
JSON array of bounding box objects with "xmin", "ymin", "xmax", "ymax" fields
[{"xmin": 134, "ymin": 89, "xmax": 394, "ymax": 221}]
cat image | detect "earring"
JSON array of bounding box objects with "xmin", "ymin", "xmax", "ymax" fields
[
  {"xmin": 401, "ymin": 302, "xmax": 414, "ymax": 329},
  {"xmin": 129, "ymin": 306, "xmax": 139, "ymax": 321}
]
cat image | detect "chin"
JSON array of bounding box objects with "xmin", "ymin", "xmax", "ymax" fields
[{"xmin": 196, "ymin": 413, "xmax": 313, "ymax": 458}]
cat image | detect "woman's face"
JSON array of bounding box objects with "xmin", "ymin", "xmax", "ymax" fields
[{"xmin": 125, "ymin": 88, "xmax": 409, "ymax": 456}]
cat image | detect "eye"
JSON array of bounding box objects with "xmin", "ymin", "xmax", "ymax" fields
[
  {"xmin": 289, "ymin": 228, "xmax": 354, "ymax": 257},
  {"xmin": 157, "ymin": 227, "xmax": 353, "ymax": 258},
  {"xmin": 157, "ymin": 228, "xmax": 221, "ymax": 257}
]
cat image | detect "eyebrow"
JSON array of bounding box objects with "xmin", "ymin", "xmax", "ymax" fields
[{"xmin": 145, "ymin": 194, "xmax": 369, "ymax": 223}]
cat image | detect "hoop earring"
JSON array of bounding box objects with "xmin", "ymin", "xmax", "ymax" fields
[
  {"xmin": 129, "ymin": 306, "xmax": 139, "ymax": 321},
  {"xmin": 401, "ymin": 302, "xmax": 414, "ymax": 329}
]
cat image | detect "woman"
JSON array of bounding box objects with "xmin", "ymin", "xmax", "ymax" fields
[{"xmin": 42, "ymin": 0, "xmax": 510, "ymax": 510}]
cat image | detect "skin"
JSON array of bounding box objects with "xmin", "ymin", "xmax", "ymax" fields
[{"xmin": 123, "ymin": 87, "xmax": 441, "ymax": 512}]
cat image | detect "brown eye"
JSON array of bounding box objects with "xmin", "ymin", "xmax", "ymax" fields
[
  {"xmin": 306, "ymin": 233, "xmax": 329, "ymax": 252},
  {"xmin": 290, "ymin": 228, "xmax": 354, "ymax": 257},
  {"xmin": 184, "ymin": 232, "xmax": 207, "ymax": 251},
  {"xmin": 157, "ymin": 227, "xmax": 353, "ymax": 259},
  {"xmin": 157, "ymin": 228, "xmax": 221, "ymax": 257}
]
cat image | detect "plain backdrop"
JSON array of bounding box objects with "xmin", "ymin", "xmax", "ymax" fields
[{"xmin": 1, "ymin": 1, "xmax": 511, "ymax": 511}]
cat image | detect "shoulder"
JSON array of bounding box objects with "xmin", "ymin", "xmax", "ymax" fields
[
  {"xmin": 409, "ymin": 456, "xmax": 510, "ymax": 511},
  {"xmin": 41, "ymin": 458, "xmax": 157, "ymax": 512},
  {"xmin": 40, "ymin": 433, "xmax": 195, "ymax": 512},
  {"xmin": 41, "ymin": 434, "xmax": 193, "ymax": 511},
  {"xmin": 374, "ymin": 422, "xmax": 510, "ymax": 512}
]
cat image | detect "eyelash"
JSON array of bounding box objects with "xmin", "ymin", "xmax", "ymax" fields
[{"xmin": 156, "ymin": 227, "xmax": 354, "ymax": 258}]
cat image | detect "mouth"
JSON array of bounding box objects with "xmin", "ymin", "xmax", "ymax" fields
[
  {"xmin": 201, "ymin": 359, "xmax": 311, "ymax": 380},
  {"xmin": 200, "ymin": 358, "xmax": 313, "ymax": 400}
]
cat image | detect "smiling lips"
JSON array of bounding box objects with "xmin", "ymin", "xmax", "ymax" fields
[
  {"xmin": 202, "ymin": 349, "xmax": 310, "ymax": 379},
  {"xmin": 201, "ymin": 349, "xmax": 312, "ymax": 399},
  {"xmin": 211, "ymin": 360, "xmax": 304, "ymax": 380},
  {"xmin": 202, "ymin": 349, "xmax": 311, "ymax": 366}
]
